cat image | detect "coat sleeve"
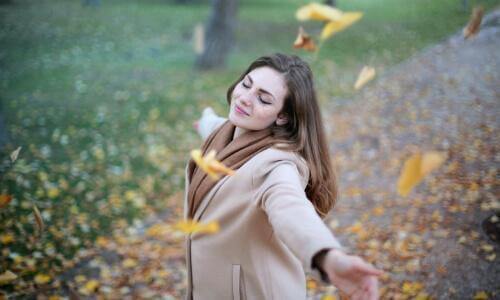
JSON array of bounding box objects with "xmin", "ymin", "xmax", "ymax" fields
[
  {"xmin": 253, "ymin": 154, "xmax": 343, "ymax": 275},
  {"xmin": 197, "ymin": 107, "xmax": 227, "ymax": 140}
]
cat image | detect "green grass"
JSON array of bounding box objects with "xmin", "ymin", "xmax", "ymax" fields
[{"xmin": 0, "ymin": 0, "xmax": 498, "ymax": 285}]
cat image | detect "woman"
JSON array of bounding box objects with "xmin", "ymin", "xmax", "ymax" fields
[{"xmin": 185, "ymin": 53, "xmax": 382, "ymax": 300}]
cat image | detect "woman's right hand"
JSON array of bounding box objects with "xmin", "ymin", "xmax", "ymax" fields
[
  {"xmin": 193, "ymin": 107, "xmax": 215, "ymax": 134},
  {"xmin": 322, "ymin": 249, "xmax": 383, "ymax": 300}
]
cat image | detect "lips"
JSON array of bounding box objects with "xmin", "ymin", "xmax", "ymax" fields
[{"xmin": 235, "ymin": 105, "xmax": 249, "ymax": 116}]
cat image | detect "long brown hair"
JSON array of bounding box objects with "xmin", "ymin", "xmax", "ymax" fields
[{"xmin": 226, "ymin": 53, "xmax": 338, "ymax": 218}]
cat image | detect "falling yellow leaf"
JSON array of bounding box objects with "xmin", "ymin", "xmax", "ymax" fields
[
  {"xmin": 34, "ymin": 273, "xmax": 51, "ymax": 285},
  {"xmin": 10, "ymin": 146, "xmax": 22, "ymax": 162},
  {"xmin": 397, "ymin": 151, "xmax": 447, "ymax": 197},
  {"xmin": 293, "ymin": 26, "xmax": 317, "ymax": 52},
  {"xmin": 191, "ymin": 149, "xmax": 235, "ymax": 180},
  {"xmin": 306, "ymin": 278, "xmax": 318, "ymax": 290},
  {"xmin": 320, "ymin": 12, "xmax": 363, "ymax": 40},
  {"xmin": 421, "ymin": 151, "xmax": 448, "ymax": 177},
  {"xmin": 0, "ymin": 270, "xmax": 17, "ymax": 285},
  {"xmin": 174, "ymin": 219, "xmax": 219, "ymax": 235},
  {"xmin": 33, "ymin": 204, "xmax": 45, "ymax": 235},
  {"xmin": 296, "ymin": 3, "xmax": 343, "ymax": 21},
  {"xmin": 463, "ymin": 6, "xmax": 484, "ymax": 39},
  {"xmin": 0, "ymin": 194, "xmax": 12, "ymax": 209},
  {"xmin": 354, "ymin": 66, "xmax": 376, "ymax": 90},
  {"xmin": 321, "ymin": 295, "xmax": 337, "ymax": 300}
]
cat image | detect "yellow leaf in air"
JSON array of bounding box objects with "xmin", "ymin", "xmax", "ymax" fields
[
  {"xmin": 321, "ymin": 295, "xmax": 337, "ymax": 300},
  {"xmin": 421, "ymin": 151, "xmax": 447, "ymax": 177},
  {"xmin": 306, "ymin": 278, "xmax": 318, "ymax": 290},
  {"xmin": 354, "ymin": 66, "xmax": 376, "ymax": 90},
  {"xmin": 173, "ymin": 219, "xmax": 219, "ymax": 235},
  {"xmin": 191, "ymin": 149, "xmax": 235, "ymax": 180},
  {"xmin": 0, "ymin": 194, "xmax": 13, "ymax": 209},
  {"xmin": 320, "ymin": 12, "xmax": 363, "ymax": 40},
  {"xmin": 0, "ymin": 270, "xmax": 17, "ymax": 285},
  {"xmin": 463, "ymin": 6, "xmax": 484, "ymax": 39},
  {"xmin": 397, "ymin": 151, "xmax": 447, "ymax": 197},
  {"xmin": 293, "ymin": 26, "xmax": 317, "ymax": 52},
  {"xmin": 296, "ymin": 3, "xmax": 343, "ymax": 22},
  {"xmin": 34, "ymin": 273, "xmax": 51, "ymax": 285},
  {"xmin": 397, "ymin": 153, "xmax": 422, "ymax": 197}
]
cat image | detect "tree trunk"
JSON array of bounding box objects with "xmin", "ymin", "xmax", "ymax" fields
[
  {"xmin": 195, "ymin": 0, "xmax": 238, "ymax": 70},
  {"xmin": 324, "ymin": 0, "xmax": 336, "ymax": 7}
]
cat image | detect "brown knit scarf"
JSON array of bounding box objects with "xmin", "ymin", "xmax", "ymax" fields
[{"xmin": 187, "ymin": 120, "xmax": 276, "ymax": 219}]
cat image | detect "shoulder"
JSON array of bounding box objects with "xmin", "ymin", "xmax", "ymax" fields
[{"xmin": 251, "ymin": 147, "xmax": 310, "ymax": 188}]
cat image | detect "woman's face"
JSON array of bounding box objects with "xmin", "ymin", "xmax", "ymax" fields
[{"xmin": 229, "ymin": 66, "xmax": 289, "ymax": 132}]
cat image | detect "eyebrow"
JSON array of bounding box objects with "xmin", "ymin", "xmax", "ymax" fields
[{"xmin": 247, "ymin": 75, "xmax": 276, "ymax": 101}]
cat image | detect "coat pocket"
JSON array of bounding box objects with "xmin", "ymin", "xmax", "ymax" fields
[{"xmin": 232, "ymin": 264, "xmax": 247, "ymax": 300}]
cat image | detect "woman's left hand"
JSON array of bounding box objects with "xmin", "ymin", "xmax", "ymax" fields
[{"xmin": 322, "ymin": 249, "xmax": 383, "ymax": 300}]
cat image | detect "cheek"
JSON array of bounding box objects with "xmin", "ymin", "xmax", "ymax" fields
[{"xmin": 254, "ymin": 107, "xmax": 278, "ymax": 123}]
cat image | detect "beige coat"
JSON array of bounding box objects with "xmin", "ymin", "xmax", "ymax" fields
[{"xmin": 184, "ymin": 111, "xmax": 341, "ymax": 300}]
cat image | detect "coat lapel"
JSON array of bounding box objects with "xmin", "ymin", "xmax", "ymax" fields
[
  {"xmin": 193, "ymin": 174, "xmax": 231, "ymax": 222},
  {"xmin": 183, "ymin": 163, "xmax": 232, "ymax": 222}
]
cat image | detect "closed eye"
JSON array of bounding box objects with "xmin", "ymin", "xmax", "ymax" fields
[{"xmin": 242, "ymin": 81, "xmax": 271, "ymax": 105}]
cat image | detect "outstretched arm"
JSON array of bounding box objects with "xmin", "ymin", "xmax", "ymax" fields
[{"xmin": 256, "ymin": 156, "xmax": 383, "ymax": 299}]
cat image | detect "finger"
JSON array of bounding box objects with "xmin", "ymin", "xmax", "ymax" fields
[
  {"xmin": 354, "ymin": 260, "xmax": 384, "ymax": 276},
  {"xmin": 193, "ymin": 121, "xmax": 200, "ymax": 130},
  {"xmin": 361, "ymin": 276, "xmax": 379, "ymax": 300}
]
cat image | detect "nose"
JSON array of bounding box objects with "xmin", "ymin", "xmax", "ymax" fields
[{"xmin": 240, "ymin": 96, "xmax": 251, "ymax": 106}]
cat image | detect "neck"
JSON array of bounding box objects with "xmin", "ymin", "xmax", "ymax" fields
[{"xmin": 233, "ymin": 126, "xmax": 248, "ymax": 140}]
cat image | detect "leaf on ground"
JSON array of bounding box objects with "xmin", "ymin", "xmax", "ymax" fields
[
  {"xmin": 0, "ymin": 270, "xmax": 17, "ymax": 285},
  {"xmin": 0, "ymin": 194, "xmax": 13, "ymax": 209}
]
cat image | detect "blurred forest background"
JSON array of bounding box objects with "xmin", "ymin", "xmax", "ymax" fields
[{"xmin": 1, "ymin": 0, "xmax": 499, "ymax": 299}]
